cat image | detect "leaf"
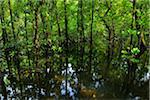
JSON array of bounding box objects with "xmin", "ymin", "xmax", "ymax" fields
[
  {"xmin": 127, "ymin": 29, "xmax": 137, "ymax": 35},
  {"xmin": 130, "ymin": 58, "xmax": 140, "ymax": 63},
  {"xmin": 58, "ymin": 47, "xmax": 62, "ymax": 52},
  {"xmin": 52, "ymin": 45, "xmax": 57, "ymax": 51},
  {"xmin": 3, "ymin": 75, "xmax": 10, "ymax": 86},
  {"xmin": 131, "ymin": 48, "xmax": 140, "ymax": 55},
  {"xmin": 121, "ymin": 54, "xmax": 127, "ymax": 58},
  {"xmin": 121, "ymin": 50, "xmax": 128, "ymax": 54}
]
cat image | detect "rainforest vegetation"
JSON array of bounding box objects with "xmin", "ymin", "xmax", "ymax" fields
[{"xmin": 0, "ymin": 0, "xmax": 149, "ymax": 99}]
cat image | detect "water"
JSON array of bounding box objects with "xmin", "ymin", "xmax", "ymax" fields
[
  {"xmin": 0, "ymin": 64, "xmax": 149, "ymax": 99},
  {"xmin": 60, "ymin": 63, "xmax": 78, "ymax": 99}
]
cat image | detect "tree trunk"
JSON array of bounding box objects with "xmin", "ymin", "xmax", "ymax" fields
[
  {"xmin": 8, "ymin": 0, "xmax": 22, "ymax": 96},
  {"xmin": 89, "ymin": 0, "xmax": 94, "ymax": 80},
  {"xmin": 24, "ymin": 10, "xmax": 31, "ymax": 67},
  {"xmin": 79, "ymin": 0, "xmax": 84, "ymax": 70},
  {"xmin": 64, "ymin": 0, "xmax": 69, "ymax": 97},
  {"xmin": 1, "ymin": 1, "xmax": 11, "ymax": 75},
  {"xmin": 55, "ymin": 0, "xmax": 63, "ymax": 74}
]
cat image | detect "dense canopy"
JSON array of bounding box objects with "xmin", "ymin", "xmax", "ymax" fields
[{"xmin": 0, "ymin": 0, "xmax": 149, "ymax": 99}]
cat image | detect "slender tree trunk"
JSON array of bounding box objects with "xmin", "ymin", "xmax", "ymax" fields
[
  {"xmin": 34, "ymin": 7, "xmax": 39, "ymax": 69},
  {"xmin": 55, "ymin": 0, "xmax": 63, "ymax": 74},
  {"xmin": 106, "ymin": 20, "xmax": 114, "ymax": 79},
  {"xmin": 99, "ymin": 1, "xmax": 112, "ymax": 79},
  {"xmin": 34, "ymin": 4, "xmax": 41, "ymax": 95},
  {"xmin": 102, "ymin": 18, "xmax": 112, "ymax": 79},
  {"xmin": 89, "ymin": 0, "xmax": 94, "ymax": 79},
  {"xmin": 1, "ymin": 1, "xmax": 11, "ymax": 75},
  {"xmin": 40, "ymin": 3, "xmax": 48, "ymax": 76},
  {"xmin": 76, "ymin": 0, "xmax": 81, "ymax": 86},
  {"xmin": 29, "ymin": 0, "xmax": 35, "ymax": 70},
  {"xmin": 1, "ymin": 2, "xmax": 8, "ymax": 99},
  {"xmin": 64, "ymin": 0, "xmax": 69, "ymax": 97},
  {"xmin": 79, "ymin": 0, "xmax": 84, "ymax": 70},
  {"xmin": 8, "ymin": 0, "xmax": 22, "ymax": 96}
]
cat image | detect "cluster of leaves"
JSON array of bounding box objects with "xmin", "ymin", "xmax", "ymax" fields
[{"xmin": 121, "ymin": 47, "xmax": 140, "ymax": 63}]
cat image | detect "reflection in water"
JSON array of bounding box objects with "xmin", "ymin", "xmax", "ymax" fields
[
  {"xmin": 140, "ymin": 72, "xmax": 150, "ymax": 82},
  {"xmin": 60, "ymin": 63, "xmax": 78, "ymax": 99},
  {"xmin": 0, "ymin": 64, "xmax": 149, "ymax": 99}
]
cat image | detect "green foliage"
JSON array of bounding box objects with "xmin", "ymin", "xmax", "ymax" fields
[
  {"xmin": 0, "ymin": 1, "xmax": 149, "ymax": 98},
  {"xmin": 130, "ymin": 58, "xmax": 140, "ymax": 63},
  {"xmin": 121, "ymin": 47, "xmax": 140, "ymax": 63},
  {"xmin": 131, "ymin": 47, "xmax": 140, "ymax": 55},
  {"xmin": 3, "ymin": 75, "xmax": 10, "ymax": 86}
]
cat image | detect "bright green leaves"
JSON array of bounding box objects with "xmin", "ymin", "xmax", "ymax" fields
[
  {"xmin": 127, "ymin": 29, "xmax": 137, "ymax": 35},
  {"xmin": 130, "ymin": 58, "xmax": 140, "ymax": 63},
  {"xmin": 121, "ymin": 50, "xmax": 128, "ymax": 55},
  {"xmin": 10, "ymin": 51, "xmax": 15, "ymax": 57},
  {"xmin": 3, "ymin": 75, "xmax": 10, "ymax": 86},
  {"xmin": 130, "ymin": 48, "xmax": 140, "ymax": 63},
  {"xmin": 131, "ymin": 47, "xmax": 140, "ymax": 55},
  {"xmin": 121, "ymin": 47, "xmax": 140, "ymax": 63},
  {"xmin": 121, "ymin": 49, "xmax": 130, "ymax": 59},
  {"xmin": 52, "ymin": 45, "xmax": 57, "ymax": 51},
  {"xmin": 121, "ymin": 50, "xmax": 128, "ymax": 54},
  {"xmin": 52, "ymin": 45, "xmax": 62, "ymax": 52}
]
